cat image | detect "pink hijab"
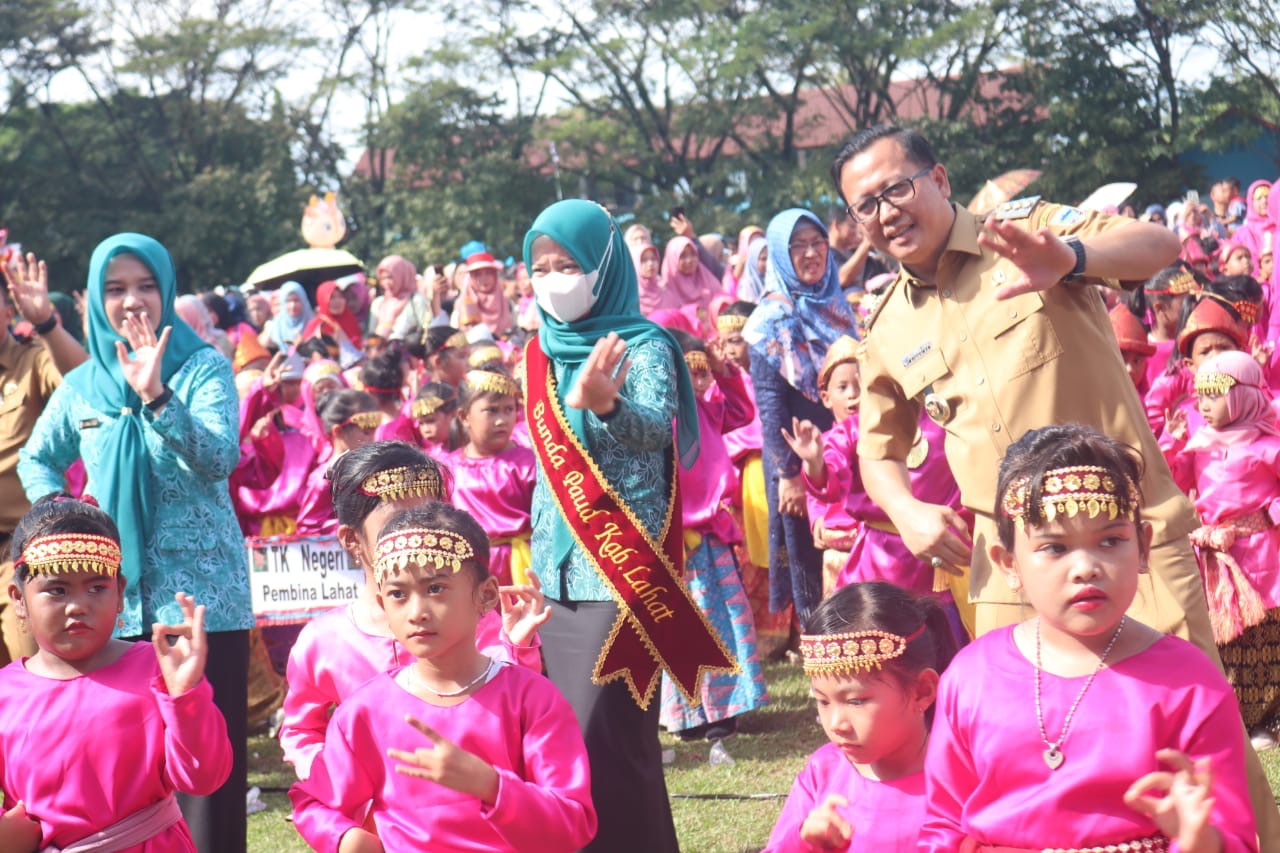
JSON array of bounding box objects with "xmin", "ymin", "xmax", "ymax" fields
[
  {"xmin": 1187, "ymin": 350, "xmax": 1280, "ymax": 450},
  {"xmin": 456, "ymin": 267, "xmax": 513, "ymax": 337},
  {"xmin": 631, "ymin": 242, "xmax": 674, "ymax": 314},
  {"xmin": 374, "ymin": 255, "xmax": 417, "ymax": 336},
  {"xmin": 661, "ymin": 236, "xmax": 722, "ymax": 310}
]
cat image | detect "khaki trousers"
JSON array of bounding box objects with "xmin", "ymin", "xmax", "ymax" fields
[{"xmin": 970, "ymin": 518, "xmax": 1280, "ymax": 851}]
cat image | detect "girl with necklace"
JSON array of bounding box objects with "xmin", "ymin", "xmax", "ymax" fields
[
  {"xmin": 922, "ymin": 424, "xmax": 1257, "ymax": 853},
  {"xmin": 290, "ymin": 502, "xmax": 594, "ymax": 852}
]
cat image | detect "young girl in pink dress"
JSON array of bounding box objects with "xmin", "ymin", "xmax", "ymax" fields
[
  {"xmin": 290, "ymin": 502, "xmax": 595, "ymax": 852},
  {"xmin": 0, "ymin": 496, "xmax": 231, "ymax": 852},
  {"xmin": 658, "ymin": 331, "xmax": 768, "ymax": 740},
  {"xmin": 784, "ymin": 337, "xmax": 968, "ymax": 640},
  {"xmin": 280, "ymin": 442, "xmax": 547, "ymax": 779},
  {"xmin": 1162, "ymin": 350, "xmax": 1280, "ymax": 748},
  {"xmin": 445, "ymin": 369, "xmax": 536, "ymax": 586},
  {"xmin": 923, "ymin": 423, "xmax": 1257, "ymax": 853},
  {"xmin": 295, "ymin": 389, "xmax": 381, "ymax": 536},
  {"xmin": 408, "ymin": 381, "xmax": 460, "ymax": 455},
  {"xmin": 764, "ymin": 581, "xmax": 957, "ymax": 852}
]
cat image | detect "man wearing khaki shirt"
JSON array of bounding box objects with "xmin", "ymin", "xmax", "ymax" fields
[{"xmin": 833, "ymin": 123, "xmax": 1279, "ymax": 845}]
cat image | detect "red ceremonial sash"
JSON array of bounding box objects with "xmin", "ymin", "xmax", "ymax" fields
[{"xmin": 524, "ymin": 338, "xmax": 737, "ymax": 708}]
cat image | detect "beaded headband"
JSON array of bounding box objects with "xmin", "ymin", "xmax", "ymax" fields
[
  {"xmin": 1148, "ymin": 269, "xmax": 1199, "ymax": 296},
  {"xmin": 464, "ymin": 370, "xmax": 519, "ymax": 398},
  {"xmin": 1001, "ymin": 465, "xmax": 1141, "ymax": 531},
  {"xmin": 1194, "ymin": 371, "xmax": 1237, "ymax": 397},
  {"xmin": 16, "ymin": 533, "xmax": 122, "ymax": 577},
  {"xmin": 717, "ymin": 314, "xmax": 748, "ymax": 334},
  {"xmin": 339, "ymin": 411, "xmax": 382, "ymax": 432},
  {"xmin": 373, "ymin": 527, "xmax": 476, "ymax": 585},
  {"xmin": 412, "ymin": 393, "xmax": 451, "ymax": 419},
  {"xmin": 469, "ymin": 345, "xmax": 504, "ymax": 368},
  {"xmin": 359, "ymin": 465, "xmax": 445, "ymax": 502},
  {"xmin": 445, "ymin": 331, "xmax": 469, "ymax": 350},
  {"xmin": 684, "ymin": 351, "xmax": 710, "ymax": 373},
  {"xmin": 799, "ymin": 625, "xmax": 926, "ymax": 677}
]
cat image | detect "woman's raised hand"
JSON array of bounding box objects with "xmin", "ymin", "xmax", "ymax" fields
[
  {"xmin": 566, "ymin": 332, "xmax": 630, "ymax": 417},
  {"xmin": 114, "ymin": 312, "xmax": 171, "ymax": 403}
]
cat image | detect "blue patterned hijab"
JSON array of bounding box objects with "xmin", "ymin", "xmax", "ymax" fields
[{"xmin": 743, "ymin": 209, "xmax": 857, "ymax": 402}]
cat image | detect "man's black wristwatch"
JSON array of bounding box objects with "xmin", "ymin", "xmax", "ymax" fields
[{"xmin": 1062, "ymin": 237, "xmax": 1087, "ymax": 281}]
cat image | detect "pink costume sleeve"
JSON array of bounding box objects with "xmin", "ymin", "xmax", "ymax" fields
[
  {"xmin": 288, "ymin": 704, "xmax": 376, "ymax": 849},
  {"xmin": 280, "ymin": 608, "xmax": 410, "ymax": 780},
  {"xmin": 1157, "ymin": 427, "xmax": 1195, "ymax": 495},
  {"xmin": 714, "ymin": 365, "xmax": 755, "ymax": 434},
  {"xmin": 477, "ymin": 673, "xmax": 598, "ymax": 851},
  {"xmin": 763, "ymin": 750, "xmax": 840, "ymax": 853},
  {"xmin": 920, "ymin": 655, "xmax": 980, "ymax": 853},
  {"xmin": 152, "ymin": 675, "xmax": 234, "ymax": 796},
  {"xmin": 295, "ymin": 453, "xmax": 338, "ymax": 536}
]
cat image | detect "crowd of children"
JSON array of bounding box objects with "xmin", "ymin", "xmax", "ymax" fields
[{"xmin": 2, "ymin": 177, "xmax": 1279, "ymax": 851}]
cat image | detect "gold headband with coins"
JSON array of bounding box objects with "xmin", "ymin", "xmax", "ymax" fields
[
  {"xmin": 445, "ymin": 330, "xmax": 469, "ymax": 351},
  {"xmin": 799, "ymin": 625, "xmax": 926, "ymax": 677},
  {"xmin": 412, "ymin": 393, "xmax": 450, "ymax": 419},
  {"xmin": 716, "ymin": 314, "xmax": 748, "ymax": 334},
  {"xmin": 1000, "ymin": 465, "xmax": 1141, "ymax": 531},
  {"xmin": 373, "ymin": 528, "xmax": 476, "ymax": 585},
  {"xmin": 1149, "ymin": 268, "xmax": 1200, "ymax": 296},
  {"xmin": 684, "ymin": 351, "xmax": 710, "ymax": 373},
  {"xmin": 17, "ymin": 533, "xmax": 122, "ymax": 577},
  {"xmin": 465, "ymin": 370, "xmax": 519, "ymax": 398},
  {"xmin": 1194, "ymin": 371, "xmax": 1238, "ymax": 397},
  {"xmin": 468, "ymin": 345, "xmax": 504, "ymax": 368},
  {"xmin": 339, "ymin": 411, "xmax": 382, "ymax": 432},
  {"xmin": 359, "ymin": 465, "xmax": 445, "ymax": 502}
]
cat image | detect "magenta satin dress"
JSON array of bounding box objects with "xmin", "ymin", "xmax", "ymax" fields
[
  {"xmin": 922, "ymin": 629, "xmax": 1256, "ymax": 852},
  {"xmin": 0, "ymin": 643, "xmax": 231, "ymax": 852},
  {"xmin": 444, "ymin": 446, "xmax": 536, "ymax": 585},
  {"xmin": 764, "ymin": 743, "xmax": 925, "ymax": 852}
]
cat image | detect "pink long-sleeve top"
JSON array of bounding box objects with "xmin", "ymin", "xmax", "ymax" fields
[
  {"xmin": 0, "ymin": 643, "xmax": 231, "ymax": 852},
  {"xmin": 444, "ymin": 446, "xmax": 536, "ymax": 581},
  {"xmin": 722, "ymin": 369, "xmax": 763, "ymax": 463},
  {"xmin": 280, "ymin": 605, "xmax": 540, "ymax": 779},
  {"xmin": 295, "ymin": 445, "xmax": 339, "ymax": 536},
  {"xmin": 763, "ymin": 742, "xmax": 925, "ymax": 852},
  {"xmin": 922, "ymin": 628, "xmax": 1257, "ymax": 853},
  {"xmin": 803, "ymin": 412, "xmax": 961, "ymax": 595},
  {"xmin": 679, "ymin": 367, "xmax": 755, "ymax": 541},
  {"xmin": 289, "ymin": 664, "xmax": 596, "ymax": 852},
  {"xmin": 1144, "ymin": 366, "xmax": 1197, "ymax": 438},
  {"xmin": 1162, "ymin": 432, "xmax": 1280, "ymax": 607}
]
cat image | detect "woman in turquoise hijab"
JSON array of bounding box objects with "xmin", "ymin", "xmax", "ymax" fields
[
  {"xmin": 523, "ymin": 199, "xmax": 697, "ymax": 853},
  {"xmin": 19, "ymin": 232, "xmax": 252, "ymax": 853}
]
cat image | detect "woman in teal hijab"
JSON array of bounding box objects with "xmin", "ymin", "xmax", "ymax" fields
[
  {"xmin": 19, "ymin": 232, "xmax": 252, "ymax": 853},
  {"xmin": 522, "ymin": 199, "xmax": 696, "ymax": 853}
]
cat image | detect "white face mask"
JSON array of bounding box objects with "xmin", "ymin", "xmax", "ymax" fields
[{"xmin": 533, "ymin": 232, "xmax": 614, "ymax": 323}]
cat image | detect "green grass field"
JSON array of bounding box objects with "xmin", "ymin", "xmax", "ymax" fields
[{"xmin": 249, "ymin": 660, "xmax": 1280, "ymax": 852}]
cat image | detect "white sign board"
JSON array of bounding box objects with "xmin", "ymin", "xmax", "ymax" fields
[{"xmin": 247, "ymin": 535, "xmax": 365, "ymax": 626}]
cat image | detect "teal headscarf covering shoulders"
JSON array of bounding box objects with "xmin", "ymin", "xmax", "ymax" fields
[
  {"xmin": 523, "ymin": 198, "xmax": 700, "ymax": 469},
  {"xmin": 64, "ymin": 233, "xmax": 210, "ymax": 593}
]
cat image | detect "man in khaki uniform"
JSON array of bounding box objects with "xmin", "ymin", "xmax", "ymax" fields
[
  {"xmin": 0, "ymin": 255, "xmax": 88, "ymax": 665},
  {"xmin": 833, "ymin": 124, "xmax": 1280, "ymax": 846}
]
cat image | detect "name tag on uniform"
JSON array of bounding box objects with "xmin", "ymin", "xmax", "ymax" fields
[
  {"xmin": 78, "ymin": 418, "xmax": 101, "ymax": 430},
  {"xmin": 993, "ymin": 195, "xmax": 1040, "ymax": 221},
  {"xmin": 902, "ymin": 341, "xmax": 933, "ymax": 368}
]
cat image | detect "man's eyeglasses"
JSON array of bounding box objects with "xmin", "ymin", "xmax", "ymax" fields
[{"xmin": 846, "ymin": 166, "xmax": 934, "ymax": 223}]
